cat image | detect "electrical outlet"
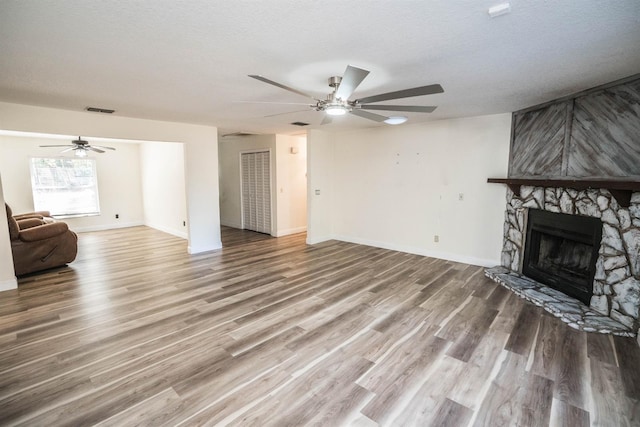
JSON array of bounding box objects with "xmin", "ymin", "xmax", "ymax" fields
[
  {"xmin": 434, "ymin": 235, "xmax": 439, "ymax": 243},
  {"xmin": 458, "ymin": 193, "xmax": 464, "ymax": 201},
  {"xmin": 315, "ymin": 189, "xmax": 321, "ymax": 195},
  {"xmin": 115, "ymin": 214, "xmax": 119, "ymax": 219},
  {"xmin": 183, "ymin": 221, "xmax": 186, "ymax": 226}
]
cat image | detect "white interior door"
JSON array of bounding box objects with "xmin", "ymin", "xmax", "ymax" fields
[{"xmin": 241, "ymin": 151, "xmax": 271, "ymax": 234}]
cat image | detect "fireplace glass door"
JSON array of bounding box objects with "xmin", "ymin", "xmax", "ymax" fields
[{"xmin": 522, "ymin": 209, "xmax": 602, "ymax": 305}]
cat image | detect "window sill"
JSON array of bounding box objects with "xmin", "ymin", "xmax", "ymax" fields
[{"xmin": 52, "ymin": 213, "xmax": 101, "ymax": 220}]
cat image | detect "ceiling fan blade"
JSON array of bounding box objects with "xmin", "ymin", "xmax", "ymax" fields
[
  {"xmin": 335, "ymin": 65, "xmax": 370, "ymax": 101},
  {"xmin": 91, "ymin": 145, "xmax": 116, "ymax": 151},
  {"xmin": 320, "ymin": 115, "xmax": 333, "ymax": 125},
  {"xmin": 355, "ymin": 84, "xmax": 444, "ymax": 104},
  {"xmin": 60, "ymin": 147, "xmax": 75, "ymax": 153},
  {"xmin": 249, "ymin": 75, "xmax": 320, "ymax": 101},
  {"xmin": 40, "ymin": 145, "xmax": 74, "ymax": 148},
  {"xmin": 359, "ymin": 105, "xmax": 437, "ymax": 113},
  {"xmin": 264, "ymin": 109, "xmax": 311, "ymax": 118},
  {"xmin": 349, "ymin": 109, "xmax": 389, "ymax": 122},
  {"xmin": 87, "ymin": 147, "xmax": 105, "ymax": 153}
]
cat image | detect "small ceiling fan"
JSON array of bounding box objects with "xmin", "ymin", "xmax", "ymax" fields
[
  {"xmin": 40, "ymin": 137, "xmax": 116, "ymax": 157},
  {"xmin": 248, "ymin": 65, "xmax": 443, "ymax": 125}
]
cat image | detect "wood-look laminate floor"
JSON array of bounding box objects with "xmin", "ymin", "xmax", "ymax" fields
[{"xmin": 1, "ymin": 226, "xmax": 639, "ymax": 426}]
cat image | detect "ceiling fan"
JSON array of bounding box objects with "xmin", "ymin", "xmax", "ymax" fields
[
  {"xmin": 40, "ymin": 137, "xmax": 116, "ymax": 157},
  {"xmin": 248, "ymin": 65, "xmax": 443, "ymax": 125}
]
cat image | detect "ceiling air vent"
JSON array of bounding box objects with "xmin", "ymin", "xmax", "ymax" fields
[
  {"xmin": 291, "ymin": 121, "xmax": 309, "ymax": 126},
  {"xmin": 86, "ymin": 107, "xmax": 115, "ymax": 114}
]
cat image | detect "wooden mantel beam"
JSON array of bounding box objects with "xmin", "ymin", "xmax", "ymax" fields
[{"xmin": 487, "ymin": 178, "xmax": 640, "ymax": 208}]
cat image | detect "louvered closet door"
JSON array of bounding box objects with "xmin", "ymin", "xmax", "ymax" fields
[{"xmin": 241, "ymin": 151, "xmax": 271, "ymax": 234}]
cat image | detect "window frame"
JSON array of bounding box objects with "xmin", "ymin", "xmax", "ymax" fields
[{"xmin": 29, "ymin": 156, "xmax": 101, "ymax": 218}]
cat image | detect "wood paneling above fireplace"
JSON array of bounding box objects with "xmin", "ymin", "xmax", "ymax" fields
[
  {"xmin": 510, "ymin": 101, "xmax": 568, "ymax": 177},
  {"xmin": 508, "ymin": 74, "xmax": 640, "ymax": 180},
  {"xmin": 570, "ymin": 79, "xmax": 640, "ymax": 177}
]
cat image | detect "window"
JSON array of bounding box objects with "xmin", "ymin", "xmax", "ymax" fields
[{"xmin": 29, "ymin": 157, "xmax": 100, "ymax": 216}]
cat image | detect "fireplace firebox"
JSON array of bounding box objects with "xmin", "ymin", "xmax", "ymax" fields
[{"xmin": 522, "ymin": 209, "xmax": 603, "ymax": 305}]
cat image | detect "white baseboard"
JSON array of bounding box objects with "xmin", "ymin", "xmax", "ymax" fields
[
  {"xmin": 332, "ymin": 234, "xmax": 500, "ymax": 268},
  {"xmin": 275, "ymin": 226, "xmax": 307, "ymax": 237},
  {"xmin": 188, "ymin": 241, "xmax": 222, "ymax": 254},
  {"xmin": 145, "ymin": 223, "xmax": 188, "ymax": 239},
  {"xmin": 0, "ymin": 277, "xmax": 18, "ymax": 292},
  {"xmin": 73, "ymin": 221, "xmax": 144, "ymax": 233}
]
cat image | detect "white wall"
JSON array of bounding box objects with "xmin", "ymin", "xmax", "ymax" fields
[
  {"xmin": 0, "ymin": 102, "xmax": 221, "ymax": 259},
  {"xmin": 140, "ymin": 142, "xmax": 188, "ymax": 238},
  {"xmin": 275, "ymin": 135, "xmax": 307, "ymax": 236},
  {"xmin": 307, "ymin": 114, "xmax": 511, "ymax": 266},
  {"xmin": 0, "ymin": 135, "xmax": 144, "ymax": 232}
]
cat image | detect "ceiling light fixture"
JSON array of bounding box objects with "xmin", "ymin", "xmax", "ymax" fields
[
  {"xmin": 75, "ymin": 148, "xmax": 88, "ymax": 157},
  {"xmin": 384, "ymin": 116, "xmax": 408, "ymax": 125},
  {"xmin": 325, "ymin": 104, "xmax": 348, "ymax": 116},
  {"xmin": 488, "ymin": 2, "xmax": 511, "ymax": 18}
]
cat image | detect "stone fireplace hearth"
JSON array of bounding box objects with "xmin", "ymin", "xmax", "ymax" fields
[{"xmin": 487, "ymin": 185, "xmax": 640, "ymax": 336}]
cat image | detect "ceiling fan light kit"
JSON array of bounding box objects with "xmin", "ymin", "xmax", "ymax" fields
[
  {"xmin": 384, "ymin": 116, "xmax": 408, "ymax": 125},
  {"xmin": 248, "ymin": 65, "xmax": 443, "ymax": 126},
  {"xmin": 325, "ymin": 104, "xmax": 348, "ymax": 116},
  {"xmin": 488, "ymin": 2, "xmax": 511, "ymax": 18}
]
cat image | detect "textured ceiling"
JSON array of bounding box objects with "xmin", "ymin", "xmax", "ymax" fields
[{"xmin": 0, "ymin": 1, "xmax": 639, "ymax": 135}]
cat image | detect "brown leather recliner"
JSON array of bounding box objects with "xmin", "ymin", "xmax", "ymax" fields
[{"xmin": 5, "ymin": 204, "xmax": 78, "ymax": 276}]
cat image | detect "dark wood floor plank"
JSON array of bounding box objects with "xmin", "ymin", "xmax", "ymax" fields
[
  {"xmin": 613, "ymin": 335, "xmax": 640, "ymax": 400},
  {"xmin": 0, "ymin": 226, "xmax": 637, "ymax": 426},
  {"xmin": 230, "ymin": 351, "xmax": 373, "ymax": 427},
  {"xmin": 587, "ymin": 331, "xmax": 618, "ymax": 366},
  {"xmin": 531, "ymin": 313, "xmax": 565, "ymax": 380},
  {"xmin": 553, "ymin": 326, "xmax": 589, "ymax": 410},
  {"xmin": 490, "ymin": 291, "xmax": 524, "ymax": 332},
  {"xmin": 504, "ymin": 303, "xmax": 541, "ymax": 356},
  {"xmin": 94, "ymin": 387, "xmax": 184, "ymax": 427},
  {"xmin": 467, "ymin": 278, "xmax": 498, "ymax": 301},
  {"xmin": 589, "ymin": 357, "xmax": 640, "ymax": 426},
  {"xmin": 479, "ymin": 349, "xmax": 552, "ymax": 427},
  {"xmin": 175, "ymin": 369, "xmax": 294, "ymax": 427},
  {"xmin": 550, "ymin": 398, "xmax": 590, "ymax": 427},
  {"xmin": 431, "ymin": 397, "xmax": 474, "ymax": 427},
  {"xmin": 517, "ymin": 373, "xmax": 555, "ymax": 427},
  {"xmin": 447, "ymin": 328, "xmax": 511, "ymax": 412},
  {"xmin": 359, "ymin": 325, "xmax": 449, "ymax": 424},
  {"xmin": 391, "ymin": 355, "xmax": 466, "ymax": 426}
]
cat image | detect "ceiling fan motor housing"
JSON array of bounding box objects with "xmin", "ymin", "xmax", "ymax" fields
[{"xmin": 328, "ymin": 76, "xmax": 342, "ymax": 88}]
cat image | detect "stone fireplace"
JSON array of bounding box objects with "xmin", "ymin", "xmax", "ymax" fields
[{"xmin": 486, "ymin": 74, "xmax": 640, "ymax": 337}]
